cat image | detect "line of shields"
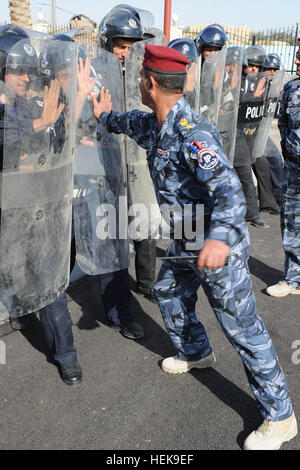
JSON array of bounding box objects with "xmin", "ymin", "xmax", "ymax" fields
[
  {"xmin": 0, "ymin": 24, "xmax": 285, "ymax": 320},
  {"xmin": 0, "ymin": 28, "xmax": 77, "ymax": 318}
]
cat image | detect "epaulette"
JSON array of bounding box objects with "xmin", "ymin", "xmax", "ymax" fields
[{"xmin": 177, "ymin": 116, "xmax": 197, "ymax": 138}]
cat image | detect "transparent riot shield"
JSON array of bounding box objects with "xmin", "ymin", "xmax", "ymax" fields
[
  {"xmin": 217, "ymin": 47, "xmax": 244, "ymax": 162},
  {"xmin": 251, "ymin": 69, "xmax": 285, "ymax": 161},
  {"xmin": 184, "ymin": 56, "xmax": 201, "ymax": 111},
  {"xmin": 0, "ymin": 36, "xmax": 77, "ymax": 317},
  {"xmin": 73, "ymin": 48, "xmax": 129, "ymax": 275},
  {"xmin": 124, "ymin": 36, "xmax": 166, "ymax": 240},
  {"xmin": 198, "ymin": 47, "xmax": 226, "ymax": 126},
  {"xmin": 236, "ymin": 72, "xmax": 268, "ymax": 165}
]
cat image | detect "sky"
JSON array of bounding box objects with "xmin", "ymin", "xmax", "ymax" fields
[{"xmin": 1, "ymin": 0, "xmax": 299, "ymax": 32}]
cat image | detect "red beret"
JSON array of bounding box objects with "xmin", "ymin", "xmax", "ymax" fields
[{"xmin": 143, "ymin": 44, "xmax": 190, "ymax": 74}]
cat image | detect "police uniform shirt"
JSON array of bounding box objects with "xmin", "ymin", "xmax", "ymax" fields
[{"xmin": 99, "ymin": 96, "xmax": 247, "ymax": 249}]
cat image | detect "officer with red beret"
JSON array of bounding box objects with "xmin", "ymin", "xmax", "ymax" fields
[{"xmin": 91, "ymin": 44, "xmax": 297, "ymax": 451}]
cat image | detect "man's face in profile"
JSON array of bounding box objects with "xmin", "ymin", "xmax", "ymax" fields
[{"xmin": 112, "ymin": 37, "xmax": 137, "ymax": 63}]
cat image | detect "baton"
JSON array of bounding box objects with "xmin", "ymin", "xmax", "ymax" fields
[{"xmin": 158, "ymin": 255, "xmax": 230, "ymax": 265}]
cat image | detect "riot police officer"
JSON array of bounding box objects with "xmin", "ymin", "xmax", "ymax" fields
[
  {"xmin": 0, "ymin": 26, "xmax": 82, "ymax": 386},
  {"xmin": 233, "ymin": 45, "xmax": 271, "ymax": 227},
  {"xmin": 91, "ymin": 44, "xmax": 297, "ymax": 451},
  {"xmin": 195, "ymin": 24, "xmax": 227, "ymax": 126},
  {"xmin": 267, "ymin": 39, "xmax": 300, "ymax": 297},
  {"xmin": 168, "ymin": 38, "xmax": 200, "ymax": 109},
  {"xmin": 99, "ymin": 6, "xmax": 158, "ymax": 305},
  {"xmin": 195, "ymin": 23, "xmax": 227, "ymax": 60},
  {"xmin": 51, "ymin": 30, "xmax": 144, "ymax": 340},
  {"xmin": 263, "ymin": 53, "xmax": 285, "ymax": 206},
  {"xmin": 217, "ymin": 46, "xmax": 245, "ymax": 161}
]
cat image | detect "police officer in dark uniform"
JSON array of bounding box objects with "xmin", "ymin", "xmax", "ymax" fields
[
  {"xmin": 263, "ymin": 53, "xmax": 285, "ymax": 206},
  {"xmin": 52, "ymin": 31, "xmax": 144, "ymax": 340},
  {"xmin": 250, "ymin": 50, "xmax": 281, "ymax": 216},
  {"xmin": 0, "ymin": 26, "xmax": 82, "ymax": 386},
  {"xmin": 233, "ymin": 45, "xmax": 270, "ymax": 227},
  {"xmin": 99, "ymin": 5, "xmax": 158, "ymax": 305}
]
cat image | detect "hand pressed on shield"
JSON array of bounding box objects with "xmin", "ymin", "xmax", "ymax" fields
[
  {"xmin": 91, "ymin": 86, "xmax": 112, "ymax": 120},
  {"xmin": 77, "ymin": 57, "xmax": 97, "ymax": 96},
  {"xmin": 33, "ymin": 79, "xmax": 65, "ymax": 132},
  {"xmin": 254, "ymin": 76, "xmax": 266, "ymax": 98},
  {"xmin": 197, "ymin": 239, "xmax": 230, "ymax": 270}
]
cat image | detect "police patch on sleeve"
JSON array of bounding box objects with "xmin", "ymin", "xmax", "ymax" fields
[{"xmin": 198, "ymin": 148, "xmax": 219, "ymax": 170}]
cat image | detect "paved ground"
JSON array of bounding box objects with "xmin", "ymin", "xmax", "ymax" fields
[
  {"xmin": 0, "ymin": 216, "xmax": 300, "ymax": 451},
  {"xmin": 1, "ymin": 124, "xmax": 299, "ymax": 451}
]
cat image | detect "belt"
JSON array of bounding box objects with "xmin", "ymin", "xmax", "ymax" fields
[{"xmin": 285, "ymin": 154, "xmax": 300, "ymax": 165}]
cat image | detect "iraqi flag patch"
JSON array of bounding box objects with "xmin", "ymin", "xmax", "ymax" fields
[{"xmin": 198, "ymin": 148, "xmax": 219, "ymax": 170}]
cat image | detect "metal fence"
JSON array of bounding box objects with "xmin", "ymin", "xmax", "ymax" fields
[
  {"xmin": 1, "ymin": 19, "xmax": 299, "ymax": 74},
  {"xmin": 184, "ymin": 23, "xmax": 299, "ymax": 75}
]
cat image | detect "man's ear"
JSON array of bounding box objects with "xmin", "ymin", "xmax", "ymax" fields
[{"xmin": 147, "ymin": 74, "xmax": 157, "ymax": 92}]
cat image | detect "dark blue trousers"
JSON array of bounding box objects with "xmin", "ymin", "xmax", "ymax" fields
[
  {"xmin": 98, "ymin": 268, "xmax": 132, "ymax": 325},
  {"xmin": 265, "ymin": 137, "xmax": 284, "ymax": 205},
  {"xmin": 39, "ymin": 292, "xmax": 77, "ymax": 366}
]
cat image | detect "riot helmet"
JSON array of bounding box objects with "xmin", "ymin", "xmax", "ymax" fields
[
  {"xmin": 264, "ymin": 53, "xmax": 281, "ymax": 70},
  {"xmin": 226, "ymin": 46, "xmax": 247, "ymax": 67},
  {"xmin": 168, "ymin": 38, "xmax": 198, "ymax": 62},
  {"xmin": 245, "ymin": 45, "xmax": 267, "ymax": 71},
  {"xmin": 0, "ymin": 26, "xmax": 38, "ymax": 82},
  {"xmin": 39, "ymin": 37, "xmax": 76, "ymax": 86},
  {"xmin": 99, "ymin": 7, "xmax": 144, "ymax": 52},
  {"xmin": 195, "ymin": 24, "xmax": 227, "ymax": 56},
  {"xmin": 54, "ymin": 33, "xmax": 86, "ymax": 63}
]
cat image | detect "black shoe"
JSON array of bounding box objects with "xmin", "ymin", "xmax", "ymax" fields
[
  {"xmin": 60, "ymin": 361, "xmax": 82, "ymax": 386},
  {"xmin": 120, "ymin": 321, "xmax": 144, "ymax": 340},
  {"xmin": 260, "ymin": 206, "xmax": 281, "ymax": 215},
  {"xmin": 107, "ymin": 319, "xmax": 144, "ymax": 340},
  {"xmin": 137, "ymin": 287, "xmax": 158, "ymax": 304},
  {"xmin": 248, "ymin": 217, "xmax": 269, "ymax": 228},
  {"xmin": 9, "ymin": 312, "xmax": 35, "ymax": 330}
]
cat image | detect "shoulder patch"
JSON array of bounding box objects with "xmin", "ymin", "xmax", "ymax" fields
[
  {"xmin": 198, "ymin": 148, "xmax": 219, "ymax": 170},
  {"xmin": 187, "ymin": 140, "xmax": 219, "ymax": 170}
]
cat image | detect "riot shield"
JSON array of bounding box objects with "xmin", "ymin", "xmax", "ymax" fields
[
  {"xmin": 0, "ymin": 36, "xmax": 77, "ymax": 317},
  {"xmin": 124, "ymin": 36, "xmax": 166, "ymax": 240},
  {"xmin": 198, "ymin": 47, "xmax": 226, "ymax": 126},
  {"xmin": 184, "ymin": 56, "xmax": 201, "ymax": 111},
  {"xmin": 217, "ymin": 47, "xmax": 244, "ymax": 162},
  {"xmin": 251, "ymin": 69, "xmax": 285, "ymax": 160},
  {"xmin": 73, "ymin": 48, "xmax": 129, "ymax": 275},
  {"xmin": 236, "ymin": 72, "xmax": 268, "ymax": 165}
]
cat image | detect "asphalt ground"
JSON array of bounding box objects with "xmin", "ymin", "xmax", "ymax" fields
[
  {"xmin": 0, "ymin": 124, "xmax": 299, "ymax": 452},
  {"xmin": 0, "ymin": 212, "xmax": 300, "ymax": 452}
]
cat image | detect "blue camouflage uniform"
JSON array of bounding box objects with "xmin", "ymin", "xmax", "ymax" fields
[
  {"xmin": 278, "ymin": 77, "xmax": 300, "ymax": 288},
  {"xmin": 99, "ymin": 96, "xmax": 293, "ymax": 421}
]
